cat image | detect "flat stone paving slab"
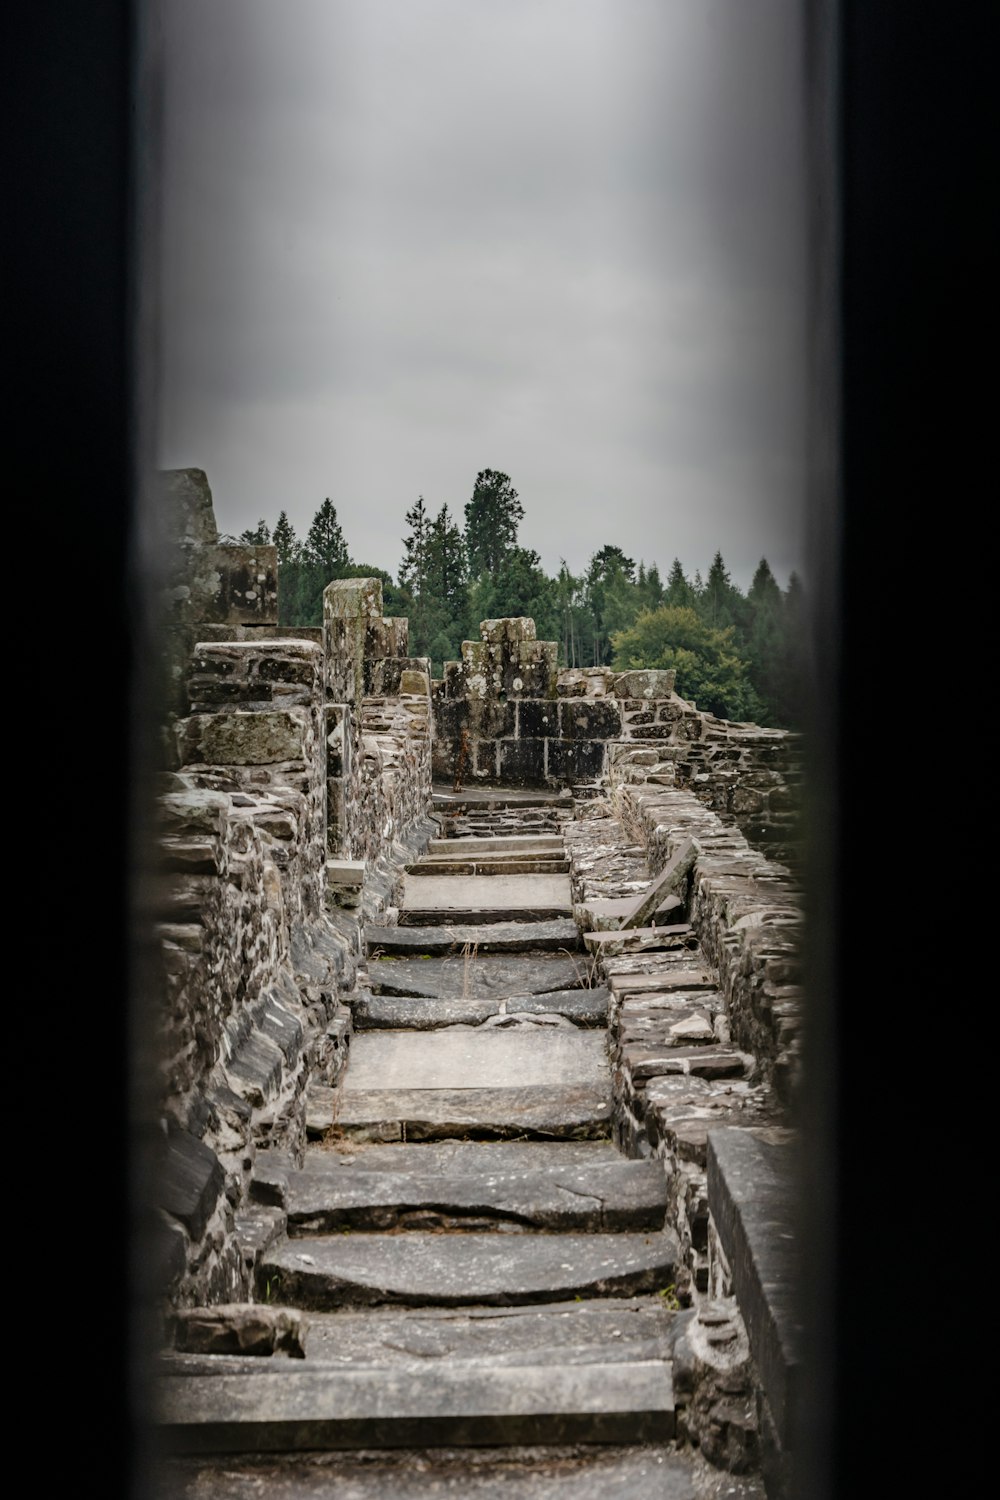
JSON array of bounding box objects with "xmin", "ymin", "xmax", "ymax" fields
[
  {"xmin": 155, "ymin": 1445, "xmax": 717, "ymax": 1500},
  {"xmin": 368, "ymin": 954, "xmax": 588, "ymax": 998},
  {"xmin": 333, "ymin": 1084, "xmax": 611, "ymax": 1141},
  {"xmin": 276, "ymin": 1149, "xmax": 666, "ymax": 1233},
  {"xmin": 159, "ymin": 1360, "xmax": 675, "ymax": 1453},
  {"xmin": 352, "ymin": 987, "xmax": 609, "ymax": 1030},
  {"xmin": 399, "ymin": 873, "xmax": 574, "ymax": 924},
  {"xmin": 344, "ymin": 1029, "xmax": 608, "ymax": 1092},
  {"xmin": 427, "ymin": 834, "xmax": 565, "ymax": 855},
  {"xmin": 366, "ymin": 919, "xmax": 583, "ymax": 955},
  {"xmin": 261, "ymin": 1229, "xmax": 680, "ymax": 1309}
]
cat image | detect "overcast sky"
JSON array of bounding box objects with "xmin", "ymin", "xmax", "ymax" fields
[{"xmin": 155, "ymin": 0, "xmax": 807, "ymax": 591}]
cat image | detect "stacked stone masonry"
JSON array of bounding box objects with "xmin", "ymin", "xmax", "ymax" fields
[{"xmin": 152, "ymin": 472, "xmax": 803, "ymax": 1493}]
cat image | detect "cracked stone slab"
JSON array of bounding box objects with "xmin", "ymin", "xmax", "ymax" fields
[
  {"xmin": 158, "ymin": 1359, "xmax": 676, "ymax": 1452},
  {"xmin": 277, "ymin": 1153, "xmax": 667, "ymax": 1233},
  {"xmin": 351, "ymin": 988, "xmax": 609, "ymax": 1030},
  {"xmin": 332, "ymin": 1084, "xmax": 612, "ymax": 1141},
  {"xmin": 343, "ymin": 1029, "xmax": 608, "ymax": 1092},
  {"xmin": 366, "ymin": 920, "xmax": 583, "ymax": 955},
  {"xmin": 261, "ymin": 1230, "xmax": 681, "ymax": 1309},
  {"xmin": 367, "ymin": 955, "xmax": 588, "ymax": 999}
]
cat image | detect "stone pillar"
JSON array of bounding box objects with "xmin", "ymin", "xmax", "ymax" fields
[{"xmin": 177, "ymin": 638, "xmax": 326, "ymax": 920}]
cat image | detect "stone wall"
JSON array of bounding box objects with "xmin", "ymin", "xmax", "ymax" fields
[
  {"xmin": 432, "ymin": 615, "xmax": 802, "ymax": 862},
  {"xmin": 152, "ymin": 475, "xmax": 435, "ymax": 1309}
]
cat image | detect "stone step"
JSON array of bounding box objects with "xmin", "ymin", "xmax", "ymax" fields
[
  {"xmin": 366, "ymin": 920, "xmax": 583, "ymax": 955},
  {"xmin": 332, "ymin": 1084, "xmax": 612, "ymax": 1141},
  {"xmin": 398, "ymin": 872, "xmax": 574, "ymax": 925},
  {"xmin": 260, "ymin": 1228, "xmax": 681, "ymax": 1309},
  {"xmin": 406, "ymin": 856, "xmax": 570, "ymax": 876},
  {"xmin": 157, "ymin": 1445, "xmax": 707, "ymax": 1497},
  {"xmin": 433, "ymin": 788, "xmax": 572, "ymax": 811},
  {"xmin": 367, "ymin": 954, "xmax": 590, "ymax": 999},
  {"xmin": 351, "ymin": 987, "xmax": 609, "ymax": 1030},
  {"xmin": 158, "ymin": 1358, "xmax": 676, "ymax": 1453},
  {"xmin": 343, "ymin": 1027, "xmax": 608, "ymax": 1093},
  {"xmin": 260, "ymin": 1144, "xmax": 667, "ymax": 1234},
  {"xmin": 427, "ymin": 834, "xmax": 565, "ymax": 855}
]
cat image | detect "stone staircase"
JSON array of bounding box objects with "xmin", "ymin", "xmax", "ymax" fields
[{"xmin": 156, "ymin": 788, "xmax": 767, "ymax": 1496}]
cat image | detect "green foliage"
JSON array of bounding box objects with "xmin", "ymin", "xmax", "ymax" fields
[
  {"xmin": 238, "ymin": 519, "xmax": 271, "ymax": 545},
  {"xmin": 464, "ymin": 469, "xmax": 524, "ymax": 580},
  {"xmin": 612, "ymin": 605, "xmax": 763, "ymax": 722}
]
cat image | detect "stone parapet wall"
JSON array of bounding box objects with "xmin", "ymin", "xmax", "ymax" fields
[{"xmin": 607, "ymin": 772, "xmax": 803, "ymax": 1100}]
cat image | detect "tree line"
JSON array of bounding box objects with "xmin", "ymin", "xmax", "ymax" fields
[{"xmin": 229, "ymin": 469, "xmax": 806, "ymax": 727}]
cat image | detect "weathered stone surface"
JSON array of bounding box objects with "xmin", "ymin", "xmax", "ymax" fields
[
  {"xmin": 261, "ymin": 1229, "xmax": 681, "ymax": 1308},
  {"xmin": 169, "ymin": 1305, "xmax": 308, "ymax": 1359},
  {"xmin": 612, "ymin": 670, "xmax": 677, "ymax": 699},
  {"xmin": 178, "ymin": 710, "xmax": 310, "ymax": 767},
  {"xmin": 399, "ymin": 872, "xmax": 574, "ymax": 923},
  {"xmin": 158, "ymin": 1359, "xmax": 675, "ymax": 1452},
  {"xmin": 159, "ymin": 1127, "xmax": 225, "ymax": 1241},
  {"xmin": 367, "ymin": 954, "xmax": 587, "ymax": 999},
  {"xmin": 276, "ymin": 1150, "xmax": 667, "ymax": 1233},
  {"xmin": 706, "ymin": 1128, "xmax": 801, "ymax": 1448},
  {"xmin": 343, "ymin": 1028, "xmax": 608, "ymax": 1093},
  {"xmin": 352, "ymin": 988, "xmax": 608, "ymax": 1030},
  {"xmin": 619, "ymin": 839, "xmax": 698, "ymax": 930},
  {"xmin": 366, "ymin": 920, "xmax": 583, "ymax": 955},
  {"xmin": 576, "ymin": 895, "xmax": 684, "ymax": 932},
  {"xmin": 333, "ymin": 1084, "xmax": 611, "ymax": 1141},
  {"xmin": 155, "ymin": 1446, "xmax": 709, "ymax": 1499}
]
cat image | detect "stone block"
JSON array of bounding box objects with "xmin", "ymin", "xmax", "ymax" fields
[
  {"xmin": 178, "ymin": 710, "xmax": 309, "ymax": 766},
  {"xmin": 159, "ymin": 467, "xmax": 219, "ymax": 548},
  {"xmin": 546, "ymin": 738, "xmax": 607, "ymax": 783},
  {"xmin": 364, "ymin": 617, "xmax": 409, "ymax": 659},
  {"xmin": 517, "ymin": 700, "xmax": 558, "ymax": 738},
  {"xmin": 480, "ymin": 617, "xmax": 537, "ymax": 644},
  {"xmin": 558, "ymin": 698, "xmax": 623, "ymax": 740},
  {"xmin": 498, "ymin": 737, "xmax": 546, "ymax": 785},
  {"xmin": 612, "ymin": 669, "xmax": 677, "ymax": 700},
  {"xmin": 323, "ymin": 576, "xmax": 383, "ymax": 620},
  {"xmin": 504, "ymin": 659, "xmax": 556, "ymax": 698},
  {"xmin": 159, "ymin": 1126, "xmax": 225, "ymax": 1241},
  {"xmin": 202, "ymin": 545, "xmax": 279, "ymax": 625},
  {"xmin": 398, "ymin": 667, "xmax": 429, "ymax": 695}
]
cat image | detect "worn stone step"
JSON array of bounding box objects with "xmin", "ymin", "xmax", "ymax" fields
[
  {"xmin": 262, "ymin": 1145, "xmax": 667, "ymax": 1234},
  {"xmin": 398, "ymin": 873, "xmax": 574, "ymax": 925},
  {"xmin": 163, "ymin": 1295, "xmax": 678, "ymax": 1372},
  {"xmin": 427, "ymin": 834, "xmax": 565, "ymax": 855},
  {"xmin": 158, "ymin": 1358, "xmax": 676, "ymax": 1453},
  {"xmin": 406, "ymin": 856, "xmax": 570, "ymax": 876},
  {"xmin": 156, "ymin": 1445, "xmax": 708, "ymax": 1498},
  {"xmin": 351, "ymin": 987, "xmax": 609, "ymax": 1030},
  {"xmin": 260, "ymin": 1229, "xmax": 681, "ymax": 1309},
  {"xmin": 343, "ymin": 1027, "xmax": 608, "ymax": 1093},
  {"xmin": 433, "ymin": 788, "xmax": 572, "ymax": 811},
  {"xmin": 366, "ymin": 920, "xmax": 583, "ymax": 955},
  {"xmin": 331, "ymin": 1084, "xmax": 611, "ymax": 1141},
  {"xmin": 367, "ymin": 954, "xmax": 591, "ymax": 999}
]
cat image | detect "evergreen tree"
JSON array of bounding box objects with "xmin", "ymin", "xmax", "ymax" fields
[
  {"xmin": 420, "ymin": 504, "xmax": 468, "ymax": 669},
  {"xmin": 745, "ymin": 558, "xmax": 784, "ymax": 721},
  {"xmin": 582, "ymin": 545, "xmax": 640, "ymax": 665},
  {"xmin": 272, "ymin": 511, "xmax": 297, "ymax": 565},
  {"xmin": 238, "ymin": 519, "xmax": 271, "ymax": 545},
  {"xmin": 464, "ymin": 470, "xmax": 524, "ymax": 580},
  {"xmin": 664, "ymin": 558, "xmax": 697, "ymax": 610},
  {"xmin": 303, "ymin": 498, "xmax": 349, "ymax": 578},
  {"xmin": 699, "ymin": 550, "xmax": 742, "ymax": 630},
  {"xmin": 398, "ymin": 497, "xmax": 433, "ymax": 651}
]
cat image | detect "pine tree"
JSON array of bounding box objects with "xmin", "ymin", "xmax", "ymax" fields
[
  {"xmin": 664, "ymin": 558, "xmax": 696, "ymax": 610},
  {"xmin": 238, "ymin": 519, "xmax": 271, "ymax": 545},
  {"xmin": 464, "ymin": 470, "xmax": 524, "ymax": 580},
  {"xmin": 303, "ymin": 498, "xmax": 348, "ymax": 578},
  {"xmin": 272, "ymin": 511, "xmax": 298, "ymax": 565}
]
